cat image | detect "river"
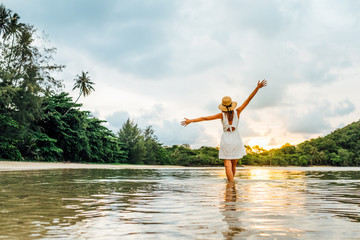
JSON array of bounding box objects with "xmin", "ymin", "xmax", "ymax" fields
[{"xmin": 1, "ymin": 167, "xmax": 360, "ymax": 239}]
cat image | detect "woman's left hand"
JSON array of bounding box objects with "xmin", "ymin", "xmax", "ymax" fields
[{"xmin": 257, "ymin": 79, "xmax": 267, "ymax": 89}]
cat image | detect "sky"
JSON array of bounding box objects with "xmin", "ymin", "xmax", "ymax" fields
[{"xmin": 3, "ymin": 0, "xmax": 360, "ymax": 149}]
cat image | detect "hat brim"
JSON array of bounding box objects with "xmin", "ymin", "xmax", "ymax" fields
[{"xmin": 218, "ymin": 101, "xmax": 237, "ymax": 111}]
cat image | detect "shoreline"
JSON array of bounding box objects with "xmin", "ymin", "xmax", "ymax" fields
[
  {"xmin": 1, "ymin": 161, "xmax": 358, "ymax": 172},
  {"xmin": 0, "ymin": 161, "xmax": 184, "ymax": 172}
]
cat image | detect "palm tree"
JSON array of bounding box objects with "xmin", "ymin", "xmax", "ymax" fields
[
  {"xmin": 0, "ymin": 5, "xmax": 25, "ymax": 71},
  {"xmin": 0, "ymin": 4, "xmax": 11, "ymax": 38},
  {"xmin": 12, "ymin": 25, "xmax": 33, "ymax": 83},
  {"xmin": 0, "ymin": 5, "xmax": 24, "ymax": 39},
  {"xmin": 63, "ymin": 71, "xmax": 95, "ymax": 117},
  {"xmin": 4, "ymin": 12, "xmax": 22, "ymax": 40}
]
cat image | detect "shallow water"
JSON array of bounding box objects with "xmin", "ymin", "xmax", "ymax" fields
[{"xmin": 1, "ymin": 167, "xmax": 360, "ymax": 239}]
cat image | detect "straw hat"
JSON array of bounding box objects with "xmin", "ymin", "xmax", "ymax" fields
[{"xmin": 218, "ymin": 96, "xmax": 237, "ymax": 112}]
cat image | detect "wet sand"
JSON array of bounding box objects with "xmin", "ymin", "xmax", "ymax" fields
[{"xmin": 0, "ymin": 161, "xmax": 183, "ymax": 171}]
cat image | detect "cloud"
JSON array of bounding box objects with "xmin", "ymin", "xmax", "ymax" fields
[
  {"xmin": 106, "ymin": 111, "xmax": 130, "ymax": 133},
  {"xmin": 268, "ymin": 137, "xmax": 280, "ymax": 147},
  {"xmin": 105, "ymin": 106, "xmax": 214, "ymax": 147},
  {"xmin": 238, "ymin": 118, "xmax": 260, "ymax": 137},
  {"xmin": 4, "ymin": 0, "xmax": 178, "ymax": 78},
  {"xmin": 227, "ymin": 0, "xmax": 287, "ymax": 38},
  {"xmin": 154, "ymin": 119, "xmax": 211, "ymax": 147},
  {"xmin": 333, "ymin": 100, "xmax": 355, "ymax": 116},
  {"xmin": 288, "ymin": 111, "xmax": 331, "ymax": 134},
  {"xmin": 3, "ymin": 0, "xmax": 360, "ymax": 149},
  {"xmin": 287, "ymin": 99, "xmax": 355, "ymax": 134}
]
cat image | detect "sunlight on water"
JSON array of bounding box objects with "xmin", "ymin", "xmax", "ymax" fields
[{"xmin": 0, "ymin": 167, "xmax": 360, "ymax": 239}]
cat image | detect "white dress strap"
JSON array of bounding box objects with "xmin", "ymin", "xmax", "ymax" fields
[{"xmin": 222, "ymin": 111, "xmax": 238, "ymax": 132}]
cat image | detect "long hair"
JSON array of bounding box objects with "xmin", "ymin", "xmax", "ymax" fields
[{"xmin": 224, "ymin": 110, "xmax": 234, "ymax": 123}]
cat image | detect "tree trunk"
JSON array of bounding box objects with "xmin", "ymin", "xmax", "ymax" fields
[{"xmin": 62, "ymin": 92, "xmax": 81, "ymax": 117}]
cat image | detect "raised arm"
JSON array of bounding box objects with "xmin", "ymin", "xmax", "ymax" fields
[
  {"xmin": 236, "ymin": 79, "xmax": 267, "ymax": 114},
  {"xmin": 181, "ymin": 113, "xmax": 222, "ymax": 127}
]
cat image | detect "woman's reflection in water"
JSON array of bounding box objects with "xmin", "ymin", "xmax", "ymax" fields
[{"xmin": 221, "ymin": 182, "xmax": 245, "ymax": 239}]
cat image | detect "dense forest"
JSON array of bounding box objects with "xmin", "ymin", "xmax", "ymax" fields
[
  {"xmin": 241, "ymin": 119, "xmax": 360, "ymax": 166},
  {"xmin": 1, "ymin": 5, "xmax": 359, "ymax": 166}
]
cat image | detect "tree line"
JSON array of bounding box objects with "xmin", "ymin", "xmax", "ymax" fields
[
  {"xmin": 1, "ymin": 4, "xmax": 359, "ymax": 166},
  {"xmin": 241, "ymin": 118, "xmax": 360, "ymax": 166},
  {"xmin": 0, "ymin": 4, "xmax": 220, "ymax": 165},
  {"xmin": 0, "ymin": 4, "xmax": 124, "ymax": 163},
  {"xmin": 115, "ymin": 117, "xmax": 360, "ymax": 167}
]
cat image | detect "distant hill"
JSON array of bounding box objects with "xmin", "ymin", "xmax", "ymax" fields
[
  {"xmin": 306, "ymin": 119, "xmax": 360, "ymax": 166},
  {"xmin": 241, "ymin": 119, "xmax": 360, "ymax": 166}
]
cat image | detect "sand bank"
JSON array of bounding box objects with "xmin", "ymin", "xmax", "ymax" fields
[{"xmin": 0, "ymin": 161, "xmax": 183, "ymax": 171}]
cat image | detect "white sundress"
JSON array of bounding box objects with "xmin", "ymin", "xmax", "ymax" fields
[{"xmin": 219, "ymin": 111, "xmax": 247, "ymax": 159}]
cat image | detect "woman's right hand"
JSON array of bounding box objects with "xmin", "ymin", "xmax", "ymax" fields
[{"xmin": 181, "ymin": 118, "xmax": 191, "ymax": 127}]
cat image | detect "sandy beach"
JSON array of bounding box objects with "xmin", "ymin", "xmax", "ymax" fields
[{"xmin": 0, "ymin": 161, "xmax": 183, "ymax": 171}]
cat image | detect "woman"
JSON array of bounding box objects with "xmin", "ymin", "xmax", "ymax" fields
[{"xmin": 181, "ymin": 80, "xmax": 267, "ymax": 182}]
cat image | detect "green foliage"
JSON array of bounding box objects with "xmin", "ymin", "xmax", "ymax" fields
[
  {"xmin": 160, "ymin": 118, "xmax": 360, "ymax": 167},
  {"xmin": 0, "ymin": 112, "xmax": 22, "ymax": 160},
  {"xmin": 31, "ymin": 131, "xmax": 62, "ymax": 162},
  {"xmin": 166, "ymin": 145, "xmax": 198, "ymax": 166},
  {"xmin": 0, "ymin": 5, "xmax": 128, "ymax": 164},
  {"xmin": 1, "ymin": 4, "xmax": 360, "ymax": 167},
  {"xmin": 280, "ymin": 143, "xmax": 296, "ymax": 154},
  {"xmin": 63, "ymin": 71, "xmax": 94, "ymax": 117},
  {"xmin": 160, "ymin": 145, "xmax": 222, "ymax": 166},
  {"xmin": 0, "ymin": 4, "xmax": 63, "ymax": 160},
  {"xmin": 85, "ymin": 118, "xmax": 127, "ymax": 163},
  {"xmin": 73, "ymin": 71, "xmax": 95, "ymax": 97},
  {"xmin": 38, "ymin": 92, "xmax": 127, "ymax": 163},
  {"xmin": 118, "ymin": 119, "xmax": 145, "ymax": 164},
  {"xmin": 197, "ymin": 146, "xmax": 222, "ymax": 165},
  {"xmin": 143, "ymin": 126, "xmax": 163, "ymax": 165},
  {"xmin": 240, "ymin": 120, "xmax": 360, "ymax": 166}
]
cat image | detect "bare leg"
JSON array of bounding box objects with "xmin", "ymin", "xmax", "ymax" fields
[
  {"xmin": 231, "ymin": 159, "xmax": 238, "ymax": 177},
  {"xmin": 224, "ymin": 160, "xmax": 234, "ymax": 182}
]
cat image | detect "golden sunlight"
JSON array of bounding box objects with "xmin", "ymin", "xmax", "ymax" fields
[
  {"xmin": 247, "ymin": 137, "xmax": 270, "ymax": 150},
  {"xmin": 248, "ymin": 168, "xmax": 272, "ymax": 180},
  {"xmin": 246, "ymin": 168, "xmax": 305, "ymax": 180}
]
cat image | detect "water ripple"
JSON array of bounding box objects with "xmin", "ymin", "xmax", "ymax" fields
[{"xmin": 0, "ymin": 167, "xmax": 360, "ymax": 239}]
